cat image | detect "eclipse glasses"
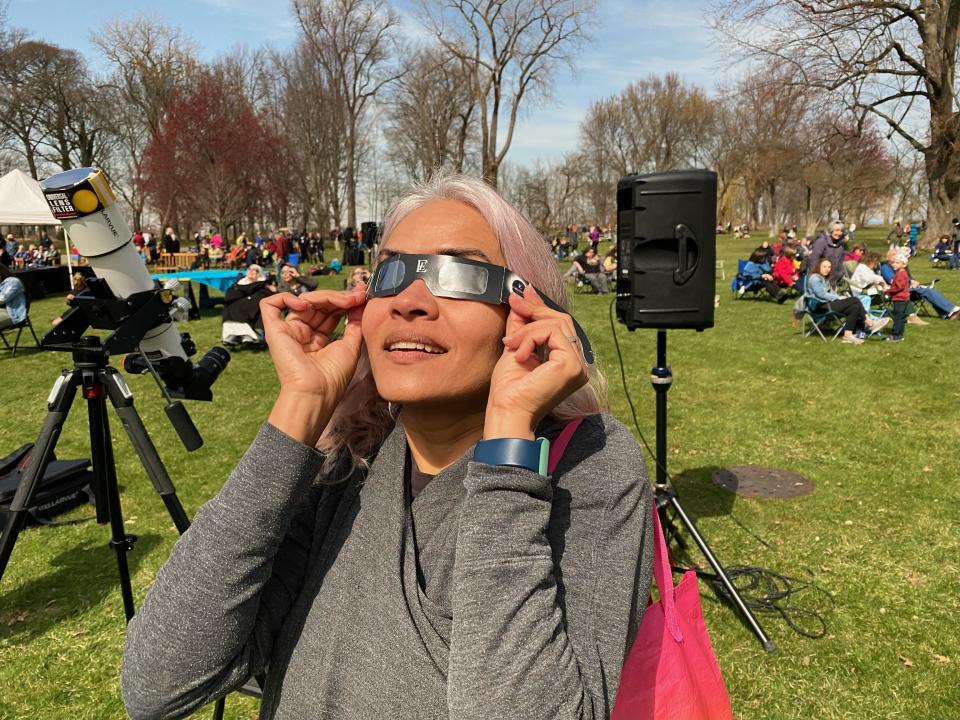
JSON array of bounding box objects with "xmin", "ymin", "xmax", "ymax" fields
[{"xmin": 366, "ymin": 253, "xmax": 593, "ymax": 364}]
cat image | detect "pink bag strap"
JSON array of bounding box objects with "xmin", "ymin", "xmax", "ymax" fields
[
  {"xmin": 547, "ymin": 419, "xmax": 683, "ymax": 643},
  {"xmin": 548, "ymin": 417, "xmax": 585, "ymax": 474},
  {"xmin": 651, "ymin": 498, "xmax": 685, "ymax": 643}
]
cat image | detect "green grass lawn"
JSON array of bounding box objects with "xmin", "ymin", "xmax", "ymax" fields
[{"xmin": 1, "ymin": 227, "xmax": 959, "ymax": 719}]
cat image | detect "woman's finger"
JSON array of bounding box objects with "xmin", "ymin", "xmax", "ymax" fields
[{"xmin": 504, "ymin": 319, "xmax": 582, "ymax": 365}]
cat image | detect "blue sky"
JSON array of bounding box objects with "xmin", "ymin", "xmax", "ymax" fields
[{"xmin": 9, "ymin": 0, "xmax": 724, "ymax": 166}]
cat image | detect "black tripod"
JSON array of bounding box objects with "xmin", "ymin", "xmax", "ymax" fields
[
  {"xmin": 0, "ymin": 337, "xmax": 191, "ymax": 614},
  {"xmin": 650, "ymin": 330, "xmax": 777, "ymax": 653}
]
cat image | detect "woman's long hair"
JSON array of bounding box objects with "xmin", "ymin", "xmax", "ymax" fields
[{"xmin": 318, "ymin": 170, "xmax": 608, "ymax": 471}]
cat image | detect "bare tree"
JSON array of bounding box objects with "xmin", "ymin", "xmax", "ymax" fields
[
  {"xmin": 92, "ymin": 15, "xmax": 198, "ymax": 228},
  {"xmin": 293, "ymin": 0, "xmax": 403, "ymax": 229},
  {"xmin": 274, "ymin": 41, "xmax": 350, "ymax": 232},
  {"xmin": 418, "ymin": 0, "xmax": 595, "ymax": 188},
  {"xmin": 36, "ymin": 49, "xmax": 107, "ymax": 170},
  {"xmin": 622, "ymin": 74, "xmax": 716, "ymax": 173},
  {"xmin": 713, "ymin": 0, "xmax": 960, "ymax": 240},
  {"xmin": 383, "ymin": 46, "xmax": 477, "ymax": 180},
  {"xmin": 0, "ymin": 37, "xmax": 60, "ymax": 178}
]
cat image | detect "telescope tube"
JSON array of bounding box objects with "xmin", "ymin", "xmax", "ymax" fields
[{"xmin": 39, "ymin": 167, "xmax": 186, "ymax": 361}]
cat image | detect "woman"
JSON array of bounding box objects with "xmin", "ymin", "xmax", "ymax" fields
[
  {"xmin": 602, "ymin": 245, "xmax": 617, "ymax": 275},
  {"xmin": 571, "ymin": 246, "xmax": 609, "ymax": 294},
  {"xmin": 277, "ymin": 262, "xmax": 319, "ymax": 296},
  {"xmin": 805, "ymin": 258, "xmax": 888, "ymax": 344},
  {"xmin": 221, "ymin": 264, "xmax": 275, "ymax": 346},
  {"xmin": 122, "ymin": 173, "xmax": 653, "ymax": 719},
  {"xmin": 742, "ymin": 248, "xmax": 788, "ymax": 302}
]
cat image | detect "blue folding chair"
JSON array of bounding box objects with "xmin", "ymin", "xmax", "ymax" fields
[
  {"xmin": 731, "ymin": 259, "xmax": 763, "ymax": 299},
  {"xmin": 801, "ymin": 297, "xmax": 845, "ymax": 341}
]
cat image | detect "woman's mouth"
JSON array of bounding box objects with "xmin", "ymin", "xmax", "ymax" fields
[{"xmin": 386, "ymin": 341, "xmax": 447, "ymax": 355}]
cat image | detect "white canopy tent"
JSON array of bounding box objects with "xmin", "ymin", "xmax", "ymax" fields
[{"xmin": 0, "ymin": 168, "xmax": 73, "ymax": 274}]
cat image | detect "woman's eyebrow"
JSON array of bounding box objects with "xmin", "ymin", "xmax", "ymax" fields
[
  {"xmin": 437, "ymin": 247, "xmax": 493, "ymax": 262},
  {"xmin": 376, "ymin": 247, "xmax": 493, "ymax": 263}
]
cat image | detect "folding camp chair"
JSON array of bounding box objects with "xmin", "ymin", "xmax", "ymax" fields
[
  {"xmin": 0, "ymin": 297, "xmax": 40, "ymax": 357},
  {"xmin": 801, "ymin": 297, "xmax": 845, "ymax": 341},
  {"xmin": 911, "ymin": 278, "xmax": 941, "ymax": 317},
  {"xmin": 731, "ymin": 259, "xmax": 763, "ymax": 299}
]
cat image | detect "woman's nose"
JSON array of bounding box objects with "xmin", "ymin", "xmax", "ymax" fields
[{"xmin": 390, "ymin": 279, "xmax": 439, "ymax": 320}]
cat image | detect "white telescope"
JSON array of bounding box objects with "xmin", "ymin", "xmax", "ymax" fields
[{"xmin": 39, "ymin": 167, "xmax": 186, "ymax": 361}]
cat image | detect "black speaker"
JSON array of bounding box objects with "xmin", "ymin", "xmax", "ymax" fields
[{"xmin": 615, "ymin": 170, "xmax": 717, "ymax": 331}]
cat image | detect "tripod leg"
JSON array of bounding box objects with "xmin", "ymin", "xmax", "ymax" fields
[
  {"xmin": 0, "ymin": 371, "xmax": 80, "ymax": 583},
  {"xmin": 101, "ymin": 368, "xmax": 191, "ymax": 534},
  {"xmin": 667, "ymin": 495, "xmax": 777, "ymax": 653},
  {"xmin": 84, "ymin": 373, "xmax": 137, "ymax": 622}
]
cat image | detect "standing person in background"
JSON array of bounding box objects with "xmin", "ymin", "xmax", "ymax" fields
[
  {"xmin": 807, "ymin": 222, "xmax": 847, "ymax": 285},
  {"xmin": 880, "ymin": 248, "xmax": 960, "ymax": 320},
  {"xmin": 884, "ymin": 249, "xmax": 912, "ymax": 342}
]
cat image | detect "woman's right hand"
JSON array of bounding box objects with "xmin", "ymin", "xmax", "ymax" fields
[{"xmin": 262, "ymin": 285, "xmax": 367, "ymax": 445}]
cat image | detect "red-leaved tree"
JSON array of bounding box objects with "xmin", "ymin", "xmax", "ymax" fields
[{"xmin": 141, "ymin": 71, "xmax": 290, "ymax": 234}]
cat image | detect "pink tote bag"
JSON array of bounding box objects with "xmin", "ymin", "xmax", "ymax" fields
[{"xmin": 611, "ymin": 500, "xmax": 734, "ymax": 720}]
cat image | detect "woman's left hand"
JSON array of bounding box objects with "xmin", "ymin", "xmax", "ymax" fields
[{"xmin": 484, "ymin": 285, "xmax": 589, "ymax": 440}]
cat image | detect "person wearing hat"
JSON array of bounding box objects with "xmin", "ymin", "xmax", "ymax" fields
[
  {"xmin": 884, "ymin": 249, "xmax": 912, "ymax": 341},
  {"xmin": 880, "ymin": 247, "xmax": 960, "ymax": 320}
]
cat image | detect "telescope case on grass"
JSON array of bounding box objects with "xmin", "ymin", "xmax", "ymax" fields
[{"xmin": 0, "ymin": 444, "xmax": 93, "ymax": 525}]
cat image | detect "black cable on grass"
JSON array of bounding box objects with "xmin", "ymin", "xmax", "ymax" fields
[
  {"xmin": 701, "ymin": 565, "xmax": 835, "ymax": 640},
  {"xmin": 608, "ymin": 298, "xmax": 833, "ymax": 640}
]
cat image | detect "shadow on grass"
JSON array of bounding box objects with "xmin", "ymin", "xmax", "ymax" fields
[
  {"xmin": 668, "ymin": 465, "xmax": 735, "ymax": 518},
  {"xmin": 0, "ymin": 532, "xmax": 161, "ymax": 644}
]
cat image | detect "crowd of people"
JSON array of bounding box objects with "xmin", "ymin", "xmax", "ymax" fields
[
  {"xmin": 129, "ymin": 225, "xmax": 374, "ymax": 271},
  {"xmin": 735, "ymin": 220, "xmax": 960, "ymax": 345},
  {"xmin": 1, "ymin": 230, "xmax": 59, "ymax": 268}
]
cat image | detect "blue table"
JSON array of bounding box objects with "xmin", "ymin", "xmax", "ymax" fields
[
  {"xmin": 150, "ymin": 269, "xmax": 243, "ymax": 293},
  {"xmin": 151, "ymin": 269, "xmax": 243, "ymax": 318}
]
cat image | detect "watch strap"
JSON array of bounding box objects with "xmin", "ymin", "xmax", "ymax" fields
[{"xmin": 474, "ymin": 437, "xmax": 551, "ymax": 476}]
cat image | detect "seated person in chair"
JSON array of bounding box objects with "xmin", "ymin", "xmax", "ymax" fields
[
  {"xmin": 222, "ymin": 264, "xmax": 276, "ymax": 346},
  {"xmin": 0, "ymin": 264, "xmax": 27, "ymax": 330},
  {"xmin": 602, "ymin": 246, "xmax": 617, "ymax": 276},
  {"xmin": 742, "ymin": 249, "xmax": 788, "ymax": 302},
  {"xmin": 572, "ymin": 247, "xmax": 609, "ymax": 294},
  {"xmin": 771, "ymin": 246, "xmax": 801, "ymax": 294},
  {"xmin": 278, "ymin": 263, "xmax": 319, "ymax": 297},
  {"xmin": 805, "ymin": 258, "xmax": 889, "ymax": 344},
  {"xmin": 933, "ymin": 235, "xmax": 958, "ymax": 269}
]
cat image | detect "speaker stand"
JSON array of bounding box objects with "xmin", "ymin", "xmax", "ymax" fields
[{"xmin": 650, "ymin": 330, "xmax": 777, "ymax": 652}]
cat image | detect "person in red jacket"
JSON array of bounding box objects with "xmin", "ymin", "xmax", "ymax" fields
[
  {"xmin": 884, "ymin": 249, "xmax": 911, "ymax": 342},
  {"xmin": 771, "ymin": 246, "xmax": 800, "ymax": 292}
]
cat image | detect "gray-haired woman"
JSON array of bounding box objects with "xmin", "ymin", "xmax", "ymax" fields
[{"xmin": 122, "ymin": 172, "xmax": 653, "ymax": 720}]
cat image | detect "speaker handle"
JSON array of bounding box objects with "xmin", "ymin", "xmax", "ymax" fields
[{"xmin": 673, "ymin": 224, "xmax": 699, "ymax": 284}]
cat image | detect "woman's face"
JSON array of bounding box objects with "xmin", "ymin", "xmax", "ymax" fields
[
  {"xmin": 818, "ymin": 260, "xmax": 832, "ymax": 277},
  {"xmin": 246, "ymin": 266, "xmax": 260, "ymax": 282},
  {"xmin": 362, "ymin": 199, "xmax": 509, "ymax": 410}
]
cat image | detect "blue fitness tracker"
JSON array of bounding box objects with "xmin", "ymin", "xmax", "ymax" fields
[{"xmin": 473, "ymin": 437, "xmax": 550, "ymax": 476}]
